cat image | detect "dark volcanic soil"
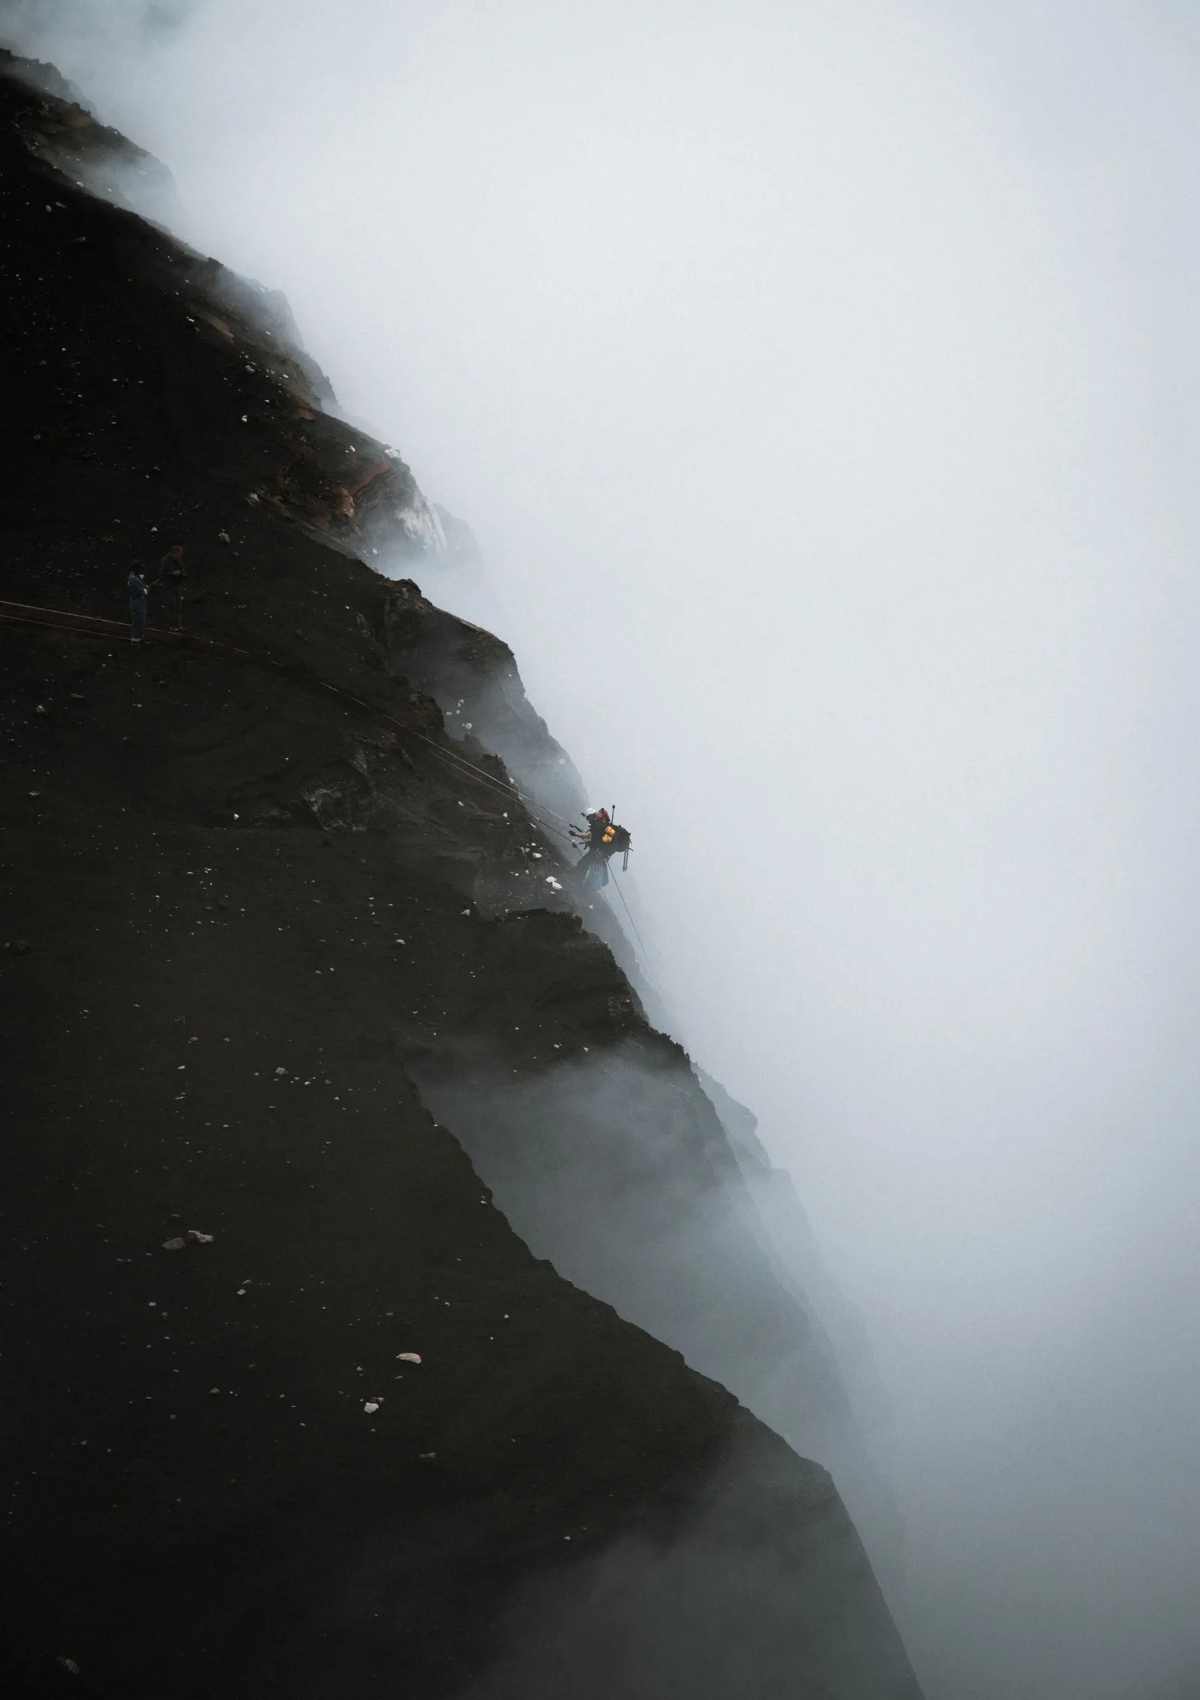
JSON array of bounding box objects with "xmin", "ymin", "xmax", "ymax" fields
[{"xmin": 0, "ymin": 54, "xmax": 922, "ymax": 1699}]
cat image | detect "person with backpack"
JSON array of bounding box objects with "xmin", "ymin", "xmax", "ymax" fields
[{"xmin": 570, "ymin": 807, "xmax": 631, "ymax": 890}]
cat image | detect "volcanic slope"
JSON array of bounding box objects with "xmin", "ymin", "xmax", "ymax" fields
[{"xmin": 0, "ymin": 52, "xmax": 922, "ymax": 1699}]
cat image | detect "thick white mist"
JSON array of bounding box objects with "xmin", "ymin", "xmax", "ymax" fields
[{"xmin": 9, "ymin": 2, "xmax": 1200, "ymax": 1694}]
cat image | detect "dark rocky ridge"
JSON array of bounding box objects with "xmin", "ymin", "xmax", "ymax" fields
[
  {"xmin": 0, "ymin": 54, "xmax": 922, "ymax": 1698},
  {"xmin": 379, "ymin": 575, "xmax": 587, "ymax": 833}
]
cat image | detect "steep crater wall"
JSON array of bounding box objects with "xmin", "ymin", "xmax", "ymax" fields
[{"xmin": 0, "ymin": 52, "xmax": 921, "ymax": 1699}]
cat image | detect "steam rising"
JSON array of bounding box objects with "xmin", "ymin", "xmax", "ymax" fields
[{"xmin": 7, "ymin": 2, "xmax": 1200, "ymax": 1694}]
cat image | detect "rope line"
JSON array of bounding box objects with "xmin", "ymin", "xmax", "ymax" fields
[
  {"xmin": 604, "ymin": 867, "xmax": 665, "ymax": 1002},
  {"xmin": 0, "ymin": 595, "xmax": 619, "ymax": 892},
  {"xmin": 0, "ymin": 598, "xmax": 584, "ymax": 833},
  {"xmin": 3, "ymin": 596, "xmax": 660, "ymax": 988}
]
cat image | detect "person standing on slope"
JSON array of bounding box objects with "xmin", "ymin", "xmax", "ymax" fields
[{"xmin": 128, "ymin": 566, "xmax": 149, "ymax": 643}]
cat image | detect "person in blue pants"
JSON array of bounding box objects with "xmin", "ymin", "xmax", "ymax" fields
[{"xmin": 128, "ymin": 568, "xmax": 148, "ymax": 642}]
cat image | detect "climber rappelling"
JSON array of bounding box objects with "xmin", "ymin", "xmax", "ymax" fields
[{"xmin": 569, "ymin": 805, "xmax": 632, "ymax": 890}]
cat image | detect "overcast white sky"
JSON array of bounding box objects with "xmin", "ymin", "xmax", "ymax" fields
[{"xmin": 7, "ymin": 2, "xmax": 1200, "ymax": 1694}]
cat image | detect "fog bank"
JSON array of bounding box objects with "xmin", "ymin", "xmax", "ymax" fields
[{"xmin": 7, "ymin": 2, "xmax": 1200, "ymax": 1694}]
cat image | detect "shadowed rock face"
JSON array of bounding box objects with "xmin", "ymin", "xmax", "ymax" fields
[
  {"xmin": 404, "ymin": 1022, "xmax": 898, "ymax": 1554},
  {"xmin": 0, "ymin": 47, "xmax": 441, "ymax": 563},
  {"xmin": 0, "ymin": 52, "xmax": 922, "ymax": 1700},
  {"xmin": 380, "ymin": 576, "xmax": 587, "ymax": 827},
  {"xmin": 461, "ymin": 1434, "xmax": 919, "ymax": 1700},
  {"xmin": 2, "ymin": 46, "xmax": 177, "ymax": 220}
]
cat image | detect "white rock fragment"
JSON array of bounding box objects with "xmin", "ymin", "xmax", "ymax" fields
[
  {"xmin": 396, "ymin": 1352, "xmax": 422, "ymax": 1364},
  {"xmin": 162, "ymin": 1237, "xmax": 185, "ymax": 1252},
  {"xmin": 364, "ymin": 1401, "xmax": 380, "ymax": 1413},
  {"xmin": 187, "ymin": 1230, "xmax": 214, "ymax": 1244}
]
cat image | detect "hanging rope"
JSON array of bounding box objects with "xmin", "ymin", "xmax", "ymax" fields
[
  {"xmin": 0, "ymin": 595, "xmax": 570, "ymax": 830},
  {"xmin": 604, "ymin": 866, "xmax": 666, "ymax": 1004},
  {"xmin": 0, "ymin": 595, "xmax": 631, "ymax": 919}
]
